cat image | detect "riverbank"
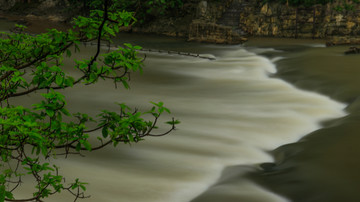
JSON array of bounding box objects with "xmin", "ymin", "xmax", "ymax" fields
[
  {"xmin": 0, "ymin": 13, "xmax": 333, "ymax": 47},
  {"xmin": 0, "ymin": 12, "xmax": 71, "ymax": 33},
  {"xmin": 244, "ymin": 38, "xmax": 360, "ymax": 202}
]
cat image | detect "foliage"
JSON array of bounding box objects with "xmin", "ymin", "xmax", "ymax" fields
[
  {"xmin": 333, "ymin": 0, "xmax": 360, "ymax": 11},
  {"xmin": 114, "ymin": 0, "xmax": 185, "ymax": 23},
  {"xmin": 261, "ymin": 0, "xmax": 332, "ymax": 6},
  {"xmin": 262, "ymin": 0, "xmax": 360, "ymax": 8},
  {"xmin": 0, "ymin": 0, "xmax": 179, "ymax": 201},
  {"xmin": 70, "ymin": 0, "xmax": 185, "ymax": 24}
]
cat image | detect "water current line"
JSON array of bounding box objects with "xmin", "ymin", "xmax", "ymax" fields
[{"xmin": 86, "ymin": 41, "xmax": 217, "ymax": 60}]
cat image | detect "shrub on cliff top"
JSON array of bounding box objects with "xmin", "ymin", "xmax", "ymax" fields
[
  {"xmin": 68, "ymin": 0, "xmax": 185, "ymax": 23},
  {"xmin": 263, "ymin": 0, "xmax": 359, "ymax": 8}
]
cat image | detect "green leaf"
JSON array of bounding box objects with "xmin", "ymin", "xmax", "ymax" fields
[
  {"xmin": 0, "ymin": 185, "xmax": 5, "ymax": 202},
  {"xmin": 80, "ymin": 185, "xmax": 86, "ymax": 191},
  {"xmin": 121, "ymin": 79, "xmax": 130, "ymax": 89},
  {"xmin": 66, "ymin": 49, "xmax": 72, "ymax": 57},
  {"xmin": 79, "ymin": 63, "xmax": 88, "ymax": 70},
  {"xmin": 46, "ymin": 109, "xmax": 55, "ymax": 117},
  {"xmin": 75, "ymin": 143, "xmax": 81, "ymax": 151},
  {"xmin": 102, "ymin": 126, "xmax": 108, "ymax": 138},
  {"xmin": 105, "ymin": 26, "xmax": 116, "ymax": 36},
  {"xmin": 5, "ymin": 191, "xmax": 13, "ymax": 200},
  {"xmin": 82, "ymin": 141, "xmax": 92, "ymax": 151},
  {"xmin": 29, "ymin": 132, "xmax": 44, "ymax": 140},
  {"xmin": 113, "ymin": 141, "xmax": 119, "ymax": 147},
  {"xmin": 64, "ymin": 77, "xmax": 74, "ymax": 87},
  {"xmin": 128, "ymin": 134, "xmax": 134, "ymax": 142},
  {"xmin": 55, "ymin": 75, "xmax": 64, "ymax": 86},
  {"xmin": 164, "ymin": 107, "xmax": 171, "ymax": 113},
  {"xmin": 41, "ymin": 146, "xmax": 48, "ymax": 157},
  {"xmin": 60, "ymin": 108, "xmax": 71, "ymax": 116},
  {"xmin": 89, "ymin": 73, "xmax": 97, "ymax": 82}
]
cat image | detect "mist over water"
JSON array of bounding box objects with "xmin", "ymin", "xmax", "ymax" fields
[{"xmin": 0, "ymin": 20, "xmax": 347, "ymax": 201}]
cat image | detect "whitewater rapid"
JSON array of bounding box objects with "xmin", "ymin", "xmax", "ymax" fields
[{"xmin": 9, "ymin": 41, "xmax": 346, "ymax": 201}]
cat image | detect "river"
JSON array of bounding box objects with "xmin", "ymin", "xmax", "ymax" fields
[{"xmin": 0, "ymin": 19, "xmax": 356, "ymax": 202}]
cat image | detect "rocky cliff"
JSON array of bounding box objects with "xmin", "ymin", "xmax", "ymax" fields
[
  {"xmin": 1, "ymin": 0, "xmax": 360, "ymax": 45},
  {"xmin": 0, "ymin": 0, "xmax": 72, "ymax": 22},
  {"xmin": 182, "ymin": 0, "xmax": 360, "ymax": 45},
  {"xmin": 187, "ymin": 0, "xmax": 247, "ymax": 44},
  {"xmin": 237, "ymin": 0, "xmax": 360, "ymax": 45}
]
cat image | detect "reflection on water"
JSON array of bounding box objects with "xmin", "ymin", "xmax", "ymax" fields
[{"xmin": 0, "ymin": 20, "xmax": 347, "ymax": 201}]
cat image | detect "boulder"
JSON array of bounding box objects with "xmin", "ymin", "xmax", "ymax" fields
[{"xmin": 345, "ymin": 46, "xmax": 360, "ymax": 55}]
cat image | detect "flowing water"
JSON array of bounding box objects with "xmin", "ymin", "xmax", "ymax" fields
[{"xmin": 0, "ymin": 21, "xmax": 348, "ymax": 201}]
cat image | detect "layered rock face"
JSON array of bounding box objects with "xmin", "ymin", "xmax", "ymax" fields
[
  {"xmin": 189, "ymin": 0, "xmax": 360, "ymax": 44},
  {"xmin": 2, "ymin": 0, "xmax": 360, "ymax": 45},
  {"xmin": 0, "ymin": 0, "xmax": 67, "ymax": 11},
  {"xmin": 240, "ymin": 1, "xmax": 360, "ymax": 38},
  {"xmin": 188, "ymin": 0, "xmax": 248, "ymax": 44},
  {"xmin": 188, "ymin": 20, "xmax": 247, "ymax": 44},
  {"xmin": 0, "ymin": 0, "xmax": 18, "ymax": 10},
  {"xmin": 0, "ymin": 0, "xmax": 70, "ymax": 21},
  {"xmin": 238, "ymin": 0, "xmax": 360, "ymax": 44}
]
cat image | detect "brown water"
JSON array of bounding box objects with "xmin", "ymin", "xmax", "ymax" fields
[{"xmin": 0, "ymin": 20, "xmax": 354, "ymax": 202}]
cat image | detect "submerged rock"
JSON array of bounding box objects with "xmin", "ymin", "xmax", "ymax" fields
[
  {"xmin": 345, "ymin": 46, "xmax": 360, "ymax": 55},
  {"xmin": 259, "ymin": 163, "xmax": 276, "ymax": 172}
]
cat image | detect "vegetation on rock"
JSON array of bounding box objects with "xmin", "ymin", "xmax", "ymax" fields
[{"xmin": 263, "ymin": 0, "xmax": 360, "ymax": 9}]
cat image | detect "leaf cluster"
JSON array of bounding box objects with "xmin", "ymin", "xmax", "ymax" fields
[
  {"xmin": 0, "ymin": 0, "xmax": 179, "ymax": 201},
  {"xmin": 101, "ymin": 0, "xmax": 185, "ymax": 24}
]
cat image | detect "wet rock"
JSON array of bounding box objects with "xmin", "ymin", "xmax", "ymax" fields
[
  {"xmin": 260, "ymin": 163, "xmax": 276, "ymax": 172},
  {"xmin": 326, "ymin": 36, "xmax": 360, "ymax": 46},
  {"xmin": 345, "ymin": 46, "xmax": 360, "ymax": 55}
]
